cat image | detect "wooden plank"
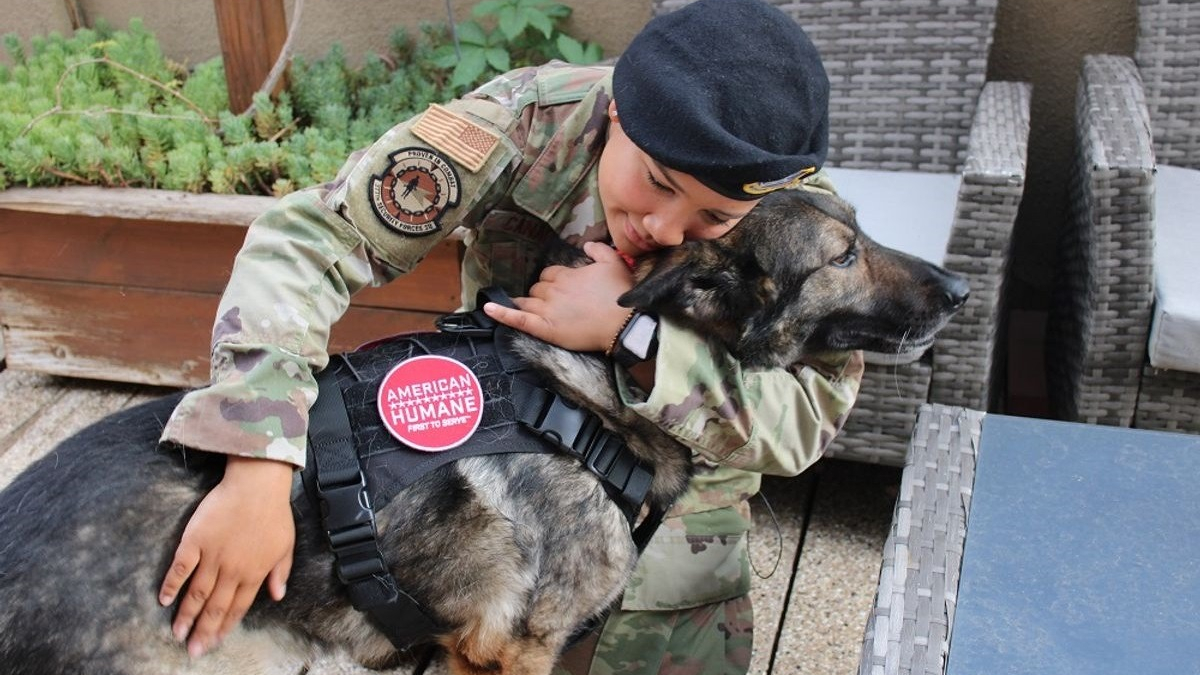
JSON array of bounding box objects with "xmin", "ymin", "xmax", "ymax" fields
[
  {"xmin": 64, "ymin": 0, "xmax": 88, "ymax": 30},
  {"xmin": 0, "ymin": 186, "xmax": 275, "ymax": 224},
  {"xmin": 0, "ymin": 210, "xmax": 244, "ymax": 293},
  {"xmin": 0, "ymin": 208, "xmax": 463, "ymax": 312},
  {"xmin": 0, "ymin": 279, "xmax": 445, "ymax": 388},
  {"xmin": 212, "ymin": 0, "xmax": 288, "ymax": 113}
]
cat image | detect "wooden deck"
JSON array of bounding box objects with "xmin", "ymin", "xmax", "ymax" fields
[{"xmin": 0, "ymin": 361, "xmax": 900, "ymax": 674}]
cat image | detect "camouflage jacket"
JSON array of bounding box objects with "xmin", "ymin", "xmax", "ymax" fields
[{"xmin": 161, "ymin": 62, "xmax": 864, "ymax": 610}]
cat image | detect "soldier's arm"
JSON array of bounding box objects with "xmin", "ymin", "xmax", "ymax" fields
[
  {"xmin": 160, "ymin": 96, "xmax": 522, "ymax": 466},
  {"xmin": 615, "ymin": 319, "xmax": 865, "ymax": 477},
  {"xmin": 159, "ymin": 188, "xmax": 389, "ymax": 465},
  {"xmin": 156, "ymin": 94, "xmax": 526, "ymax": 658}
]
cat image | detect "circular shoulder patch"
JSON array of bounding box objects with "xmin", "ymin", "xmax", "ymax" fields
[
  {"xmin": 376, "ymin": 355, "xmax": 484, "ymax": 452},
  {"xmin": 369, "ymin": 147, "xmax": 462, "ymax": 236}
]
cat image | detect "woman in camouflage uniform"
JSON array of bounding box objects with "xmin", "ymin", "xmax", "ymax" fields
[{"xmin": 156, "ymin": 0, "xmax": 864, "ymax": 671}]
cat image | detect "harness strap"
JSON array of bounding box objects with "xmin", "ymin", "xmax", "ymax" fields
[
  {"xmin": 437, "ymin": 290, "xmax": 656, "ymax": 532},
  {"xmin": 309, "ymin": 356, "xmax": 442, "ymax": 650},
  {"xmin": 305, "ymin": 287, "xmax": 670, "ymax": 651},
  {"xmin": 511, "ymin": 379, "xmax": 654, "ymax": 531},
  {"xmin": 433, "ymin": 285, "xmax": 513, "ymax": 336}
]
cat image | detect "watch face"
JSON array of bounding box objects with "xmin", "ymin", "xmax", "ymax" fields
[{"xmin": 623, "ymin": 314, "xmax": 659, "ymax": 360}]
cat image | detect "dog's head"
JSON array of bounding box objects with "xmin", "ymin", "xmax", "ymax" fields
[{"xmin": 619, "ymin": 189, "xmax": 970, "ymax": 368}]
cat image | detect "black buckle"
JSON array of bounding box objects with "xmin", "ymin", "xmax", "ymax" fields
[
  {"xmin": 584, "ymin": 434, "xmax": 623, "ymax": 478},
  {"xmin": 317, "ymin": 472, "xmax": 391, "ymax": 587},
  {"xmin": 435, "ymin": 309, "xmax": 495, "ymax": 336},
  {"xmin": 530, "ymin": 395, "xmax": 602, "ymax": 458},
  {"xmin": 581, "ymin": 432, "xmax": 656, "ymax": 531},
  {"xmin": 435, "ymin": 287, "xmax": 519, "ymax": 337},
  {"xmin": 319, "ymin": 471, "xmax": 373, "ymax": 535}
]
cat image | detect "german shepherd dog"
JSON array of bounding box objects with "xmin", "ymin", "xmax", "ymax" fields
[{"xmin": 0, "ymin": 190, "xmax": 967, "ymax": 675}]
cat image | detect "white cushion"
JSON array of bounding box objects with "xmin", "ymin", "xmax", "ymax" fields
[
  {"xmin": 823, "ymin": 167, "xmax": 962, "ymax": 364},
  {"xmin": 823, "ymin": 167, "xmax": 961, "ymax": 268},
  {"xmin": 1148, "ymin": 165, "xmax": 1200, "ymax": 374}
]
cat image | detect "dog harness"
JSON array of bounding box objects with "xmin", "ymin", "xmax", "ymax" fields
[{"xmin": 298, "ymin": 288, "xmax": 665, "ymax": 651}]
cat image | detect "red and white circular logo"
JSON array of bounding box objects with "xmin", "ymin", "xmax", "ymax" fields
[{"xmin": 376, "ymin": 355, "xmax": 484, "ymax": 452}]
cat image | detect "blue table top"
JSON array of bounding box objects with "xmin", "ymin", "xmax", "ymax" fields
[{"xmin": 946, "ymin": 415, "xmax": 1200, "ymax": 675}]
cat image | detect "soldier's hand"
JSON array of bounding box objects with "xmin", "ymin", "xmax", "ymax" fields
[
  {"xmin": 158, "ymin": 456, "xmax": 295, "ymax": 658},
  {"xmin": 485, "ymin": 242, "xmax": 635, "ymax": 352}
]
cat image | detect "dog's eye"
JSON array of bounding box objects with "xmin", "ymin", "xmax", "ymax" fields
[{"xmin": 830, "ymin": 251, "xmax": 857, "ymax": 268}]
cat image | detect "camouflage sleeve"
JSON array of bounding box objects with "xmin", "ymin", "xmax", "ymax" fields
[
  {"xmin": 159, "ymin": 190, "xmax": 390, "ymax": 466},
  {"xmin": 161, "ymin": 96, "xmax": 523, "ymax": 467},
  {"xmin": 614, "ymin": 318, "xmax": 865, "ymax": 477}
]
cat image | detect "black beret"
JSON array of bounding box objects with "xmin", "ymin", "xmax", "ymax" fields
[{"xmin": 613, "ymin": 0, "xmax": 829, "ymax": 200}]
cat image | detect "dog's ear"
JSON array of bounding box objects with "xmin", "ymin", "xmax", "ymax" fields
[
  {"xmin": 525, "ymin": 239, "xmax": 594, "ymax": 291},
  {"xmin": 538, "ymin": 238, "xmax": 594, "ymax": 269},
  {"xmin": 619, "ymin": 242, "xmax": 777, "ymax": 342},
  {"xmin": 617, "ymin": 247, "xmax": 694, "ymax": 311}
]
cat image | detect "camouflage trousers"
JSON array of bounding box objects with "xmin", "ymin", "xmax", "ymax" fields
[{"xmin": 553, "ymin": 594, "xmax": 754, "ymax": 675}]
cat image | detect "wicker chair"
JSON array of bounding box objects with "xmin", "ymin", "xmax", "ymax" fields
[
  {"xmin": 1046, "ymin": 0, "xmax": 1200, "ymax": 434},
  {"xmin": 654, "ymin": 0, "xmax": 1032, "ymax": 464}
]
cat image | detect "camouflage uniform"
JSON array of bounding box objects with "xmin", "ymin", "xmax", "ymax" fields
[{"xmin": 161, "ymin": 62, "xmax": 863, "ymax": 672}]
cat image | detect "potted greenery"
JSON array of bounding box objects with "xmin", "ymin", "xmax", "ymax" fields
[{"xmin": 0, "ymin": 2, "xmax": 601, "ymax": 387}]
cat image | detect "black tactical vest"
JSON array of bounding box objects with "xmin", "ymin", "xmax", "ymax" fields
[{"xmin": 297, "ymin": 291, "xmax": 661, "ymax": 651}]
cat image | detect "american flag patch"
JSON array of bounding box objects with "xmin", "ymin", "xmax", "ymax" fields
[{"xmin": 411, "ymin": 104, "xmax": 501, "ymax": 173}]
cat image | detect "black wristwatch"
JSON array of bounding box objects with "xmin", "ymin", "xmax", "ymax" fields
[{"xmin": 612, "ymin": 312, "xmax": 660, "ymax": 368}]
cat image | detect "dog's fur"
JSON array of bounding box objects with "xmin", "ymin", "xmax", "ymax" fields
[{"xmin": 0, "ymin": 190, "xmax": 967, "ymax": 675}]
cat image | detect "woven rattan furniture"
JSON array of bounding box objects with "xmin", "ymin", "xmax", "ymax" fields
[
  {"xmin": 652, "ymin": 0, "xmax": 1031, "ymax": 464},
  {"xmin": 1045, "ymin": 54, "xmax": 1155, "ymax": 427},
  {"xmin": 1046, "ymin": 0, "xmax": 1200, "ymax": 434},
  {"xmin": 860, "ymin": 404, "xmax": 1200, "ymax": 674},
  {"xmin": 857, "ymin": 404, "xmax": 984, "ymax": 674}
]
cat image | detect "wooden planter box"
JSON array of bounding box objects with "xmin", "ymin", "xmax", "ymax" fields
[{"xmin": 0, "ymin": 187, "xmax": 463, "ymax": 388}]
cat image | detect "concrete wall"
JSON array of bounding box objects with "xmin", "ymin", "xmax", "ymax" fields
[
  {"xmin": 987, "ymin": 0, "xmax": 1136, "ymax": 309},
  {"xmin": 2, "ymin": 0, "xmax": 1137, "ymax": 315}
]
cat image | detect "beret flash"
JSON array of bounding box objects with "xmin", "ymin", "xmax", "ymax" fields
[{"xmin": 613, "ymin": 0, "xmax": 830, "ymax": 200}]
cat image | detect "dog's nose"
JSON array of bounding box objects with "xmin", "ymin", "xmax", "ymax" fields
[{"xmin": 944, "ymin": 274, "xmax": 970, "ymax": 310}]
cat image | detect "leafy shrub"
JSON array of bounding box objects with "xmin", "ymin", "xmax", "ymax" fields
[{"xmin": 0, "ymin": 0, "xmax": 601, "ymax": 196}]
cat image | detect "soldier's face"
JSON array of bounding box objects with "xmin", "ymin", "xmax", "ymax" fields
[{"xmin": 598, "ymin": 102, "xmax": 759, "ymax": 257}]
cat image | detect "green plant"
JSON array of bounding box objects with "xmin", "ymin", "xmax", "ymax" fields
[
  {"xmin": 0, "ymin": 20, "xmax": 223, "ymax": 192},
  {"xmin": 433, "ymin": 0, "xmax": 603, "ymax": 90},
  {"xmin": 0, "ymin": 3, "xmax": 603, "ymax": 196}
]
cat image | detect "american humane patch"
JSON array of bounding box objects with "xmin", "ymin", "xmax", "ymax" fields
[{"xmin": 377, "ymin": 354, "xmax": 484, "ymax": 451}]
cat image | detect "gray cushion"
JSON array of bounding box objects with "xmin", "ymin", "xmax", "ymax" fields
[{"xmin": 1148, "ymin": 165, "xmax": 1200, "ymax": 374}]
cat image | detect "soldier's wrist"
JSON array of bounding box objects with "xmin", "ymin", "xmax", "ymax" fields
[
  {"xmin": 223, "ymin": 456, "xmax": 296, "ymax": 491},
  {"xmin": 607, "ymin": 311, "xmax": 660, "ymax": 368}
]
